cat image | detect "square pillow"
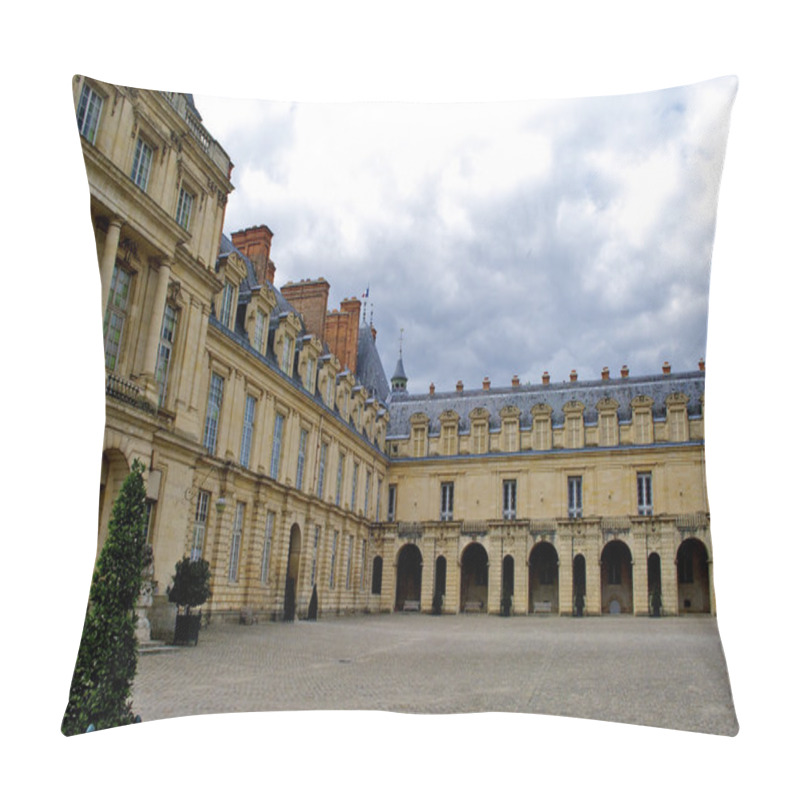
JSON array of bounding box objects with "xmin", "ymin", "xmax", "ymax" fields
[{"xmin": 63, "ymin": 75, "xmax": 738, "ymax": 737}]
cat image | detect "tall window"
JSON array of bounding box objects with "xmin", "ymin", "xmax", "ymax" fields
[
  {"xmin": 568, "ymin": 476, "xmax": 583, "ymax": 519},
  {"xmin": 305, "ymin": 357, "xmax": 315, "ymax": 393},
  {"xmin": 442, "ymin": 424, "xmax": 456, "ymax": 456},
  {"xmin": 155, "ymin": 305, "xmax": 177, "ymax": 407},
  {"xmin": 239, "ymin": 395, "xmax": 256, "ymax": 468},
  {"xmin": 203, "ymin": 373, "xmax": 224, "ymax": 454},
  {"xmin": 387, "ymin": 484, "xmax": 397, "ymax": 522},
  {"xmin": 364, "ymin": 470, "xmax": 372, "ymax": 516},
  {"xmin": 533, "ymin": 417, "xmax": 550, "ymax": 451},
  {"xmin": 269, "ymin": 413, "xmax": 285, "ymax": 480},
  {"xmin": 317, "ymin": 441, "xmax": 328, "ymax": 499},
  {"xmin": 260, "ymin": 511, "xmax": 275, "ymax": 583},
  {"xmin": 361, "ymin": 540, "xmax": 367, "ymax": 590},
  {"xmin": 351, "ymin": 462, "xmax": 359, "ymax": 511},
  {"xmin": 131, "ymin": 137, "xmax": 153, "ymax": 191},
  {"xmin": 637, "ymin": 472, "xmax": 653, "ymax": 516},
  {"xmin": 440, "ymin": 482, "xmax": 454, "ymax": 521},
  {"xmin": 503, "ymin": 420, "xmax": 518, "ymax": 452},
  {"xmin": 503, "ymin": 479, "xmax": 517, "ymax": 520},
  {"xmin": 228, "ymin": 502, "xmax": 245, "ymax": 581},
  {"xmin": 473, "ymin": 422, "xmax": 487, "ymax": 454},
  {"xmin": 103, "ymin": 264, "xmax": 132, "ymax": 371},
  {"xmin": 376, "ymin": 478, "xmax": 383, "ymax": 521},
  {"xmin": 218, "ymin": 281, "xmax": 235, "ymax": 329},
  {"xmin": 175, "ymin": 185, "xmax": 194, "ymax": 230},
  {"xmin": 335, "ymin": 453, "xmax": 344, "ymax": 506},
  {"xmin": 345, "ymin": 536, "xmax": 354, "ymax": 590},
  {"xmin": 252, "ymin": 309, "xmax": 266, "ymax": 354},
  {"xmin": 191, "ymin": 491, "xmax": 209, "ymax": 561},
  {"xmin": 76, "ymin": 83, "xmax": 103, "ymax": 143},
  {"xmin": 281, "ymin": 336, "xmax": 293, "ymax": 373},
  {"xmin": 412, "ymin": 426, "xmax": 426, "ymax": 458},
  {"xmin": 296, "ymin": 428, "xmax": 308, "ymax": 490},
  {"xmin": 329, "ymin": 531, "xmax": 339, "ymax": 589},
  {"xmin": 566, "ymin": 415, "xmax": 582, "ymax": 449}
]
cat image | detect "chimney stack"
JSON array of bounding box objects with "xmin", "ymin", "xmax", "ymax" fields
[
  {"xmin": 231, "ymin": 225, "xmax": 275, "ymax": 285},
  {"xmin": 482, "ymin": 377, "xmax": 491, "ymax": 391},
  {"xmin": 698, "ymin": 357, "xmax": 705, "ymax": 371},
  {"xmin": 621, "ymin": 365, "xmax": 629, "ymax": 378},
  {"xmin": 511, "ymin": 375, "xmax": 520, "ymax": 387},
  {"xmin": 542, "ymin": 371, "xmax": 550, "ymax": 385},
  {"xmin": 429, "ymin": 383, "xmax": 435, "ymax": 395},
  {"xmin": 280, "ymin": 278, "xmax": 331, "ymax": 344},
  {"xmin": 570, "ymin": 370, "xmax": 578, "ymax": 382},
  {"xmin": 456, "ymin": 380, "xmax": 464, "ymax": 394},
  {"xmin": 601, "ymin": 366, "xmax": 610, "ymax": 381},
  {"xmin": 662, "ymin": 361, "xmax": 671, "ymax": 375}
]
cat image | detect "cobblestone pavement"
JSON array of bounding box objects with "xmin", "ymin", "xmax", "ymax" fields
[{"xmin": 132, "ymin": 614, "xmax": 738, "ymax": 735}]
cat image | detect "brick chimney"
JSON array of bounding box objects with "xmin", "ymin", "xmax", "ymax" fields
[
  {"xmin": 570, "ymin": 370, "xmax": 578, "ymax": 382},
  {"xmin": 621, "ymin": 365, "xmax": 629, "ymax": 378},
  {"xmin": 456, "ymin": 380, "xmax": 464, "ymax": 394},
  {"xmin": 542, "ymin": 371, "xmax": 550, "ymax": 385},
  {"xmin": 324, "ymin": 297, "xmax": 361, "ymax": 374},
  {"xmin": 231, "ymin": 225, "xmax": 275, "ymax": 285},
  {"xmin": 698, "ymin": 357, "xmax": 705, "ymax": 371},
  {"xmin": 662, "ymin": 361, "xmax": 671, "ymax": 375},
  {"xmin": 511, "ymin": 375, "xmax": 520, "ymax": 387},
  {"xmin": 280, "ymin": 278, "xmax": 331, "ymax": 343},
  {"xmin": 429, "ymin": 383, "xmax": 435, "ymax": 395},
  {"xmin": 482, "ymin": 377, "xmax": 491, "ymax": 391},
  {"xmin": 601, "ymin": 366, "xmax": 610, "ymax": 381}
]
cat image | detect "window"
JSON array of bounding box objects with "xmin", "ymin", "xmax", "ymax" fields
[
  {"xmin": 361, "ymin": 540, "xmax": 367, "ymax": 590},
  {"xmin": 329, "ymin": 531, "xmax": 339, "ymax": 589},
  {"xmin": 335, "ymin": 453, "xmax": 344, "ymax": 506},
  {"xmin": 103, "ymin": 264, "xmax": 132, "ymax": 371},
  {"xmin": 190, "ymin": 491, "xmax": 209, "ymax": 561},
  {"xmin": 296, "ymin": 428, "xmax": 308, "ymax": 490},
  {"xmin": 637, "ymin": 472, "xmax": 653, "ymax": 516},
  {"xmin": 269, "ymin": 413, "xmax": 285, "ymax": 480},
  {"xmin": 305, "ymin": 357, "xmax": 315, "ymax": 393},
  {"xmin": 387, "ymin": 484, "xmax": 397, "ymax": 522},
  {"xmin": 376, "ymin": 478, "xmax": 382, "ymax": 522},
  {"xmin": 442, "ymin": 424, "xmax": 457, "ymax": 456},
  {"xmin": 473, "ymin": 422, "xmax": 487, "ymax": 454},
  {"xmin": 218, "ymin": 281, "xmax": 235, "ymax": 329},
  {"xmin": 154, "ymin": 305, "xmax": 177, "ymax": 407},
  {"xmin": 203, "ymin": 373, "xmax": 224, "ymax": 454},
  {"xmin": 260, "ymin": 511, "xmax": 275, "ymax": 583},
  {"xmin": 228, "ymin": 502, "xmax": 245, "ymax": 581},
  {"xmin": 252, "ymin": 309, "xmax": 266, "ymax": 353},
  {"xmin": 310, "ymin": 526, "xmax": 321, "ymax": 587},
  {"xmin": 239, "ymin": 395, "xmax": 256, "ymax": 468},
  {"xmin": 175, "ymin": 185, "xmax": 195, "ymax": 230},
  {"xmin": 533, "ymin": 416, "xmax": 550, "ymax": 451},
  {"xmin": 568, "ymin": 476, "xmax": 583, "ymax": 519},
  {"xmin": 371, "ymin": 556, "xmax": 383, "ymax": 595},
  {"xmin": 440, "ymin": 482, "xmax": 454, "ymax": 521},
  {"xmin": 351, "ymin": 462, "xmax": 359, "ymax": 511},
  {"xmin": 599, "ymin": 413, "xmax": 617, "ymax": 447},
  {"xmin": 281, "ymin": 336, "xmax": 293, "ymax": 373},
  {"xmin": 317, "ymin": 441, "xmax": 328, "ymax": 499},
  {"xmin": 345, "ymin": 536, "xmax": 354, "ymax": 590},
  {"xmin": 566, "ymin": 415, "xmax": 582, "ymax": 449},
  {"xmin": 412, "ymin": 426, "xmax": 426, "ymax": 458},
  {"xmin": 503, "ymin": 420, "xmax": 518, "ymax": 452},
  {"xmin": 364, "ymin": 470, "xmax": 372, "ymax": 516},
  {"xmin": 76, "ymin": 83, "xmax": 103, "ymax": 144},
  {"xmin": 503, "ymin": 479, "xmax": 517, "ymax": 520},
  {"xmin": 131, "ymin": 137, "xmax": 153, "ymax": 191}
]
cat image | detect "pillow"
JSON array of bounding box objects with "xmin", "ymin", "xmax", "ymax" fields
[{"xmin": 64, "ymin": 75, "xmax": 738, "ymax": 736}]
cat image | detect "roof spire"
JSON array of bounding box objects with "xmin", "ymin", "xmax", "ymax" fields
[{"xmin": 391, "ymin": 328, "xmax": 408, "ymax": 395}]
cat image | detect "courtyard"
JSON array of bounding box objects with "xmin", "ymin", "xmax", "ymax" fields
[{"xmin": 132, "ymin": 613, "xmax": 738, "ymax": 735}]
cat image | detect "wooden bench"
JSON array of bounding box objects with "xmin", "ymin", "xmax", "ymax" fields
[
  {"xmin": 463, "ymin": 601, "xmax": 483, "ymax": 613},
  {"xmin": 402, "ymin": 600, "xmax": 421, "ymax": 612},
  {"xmin": 533, "ymin": 601, "xmax": 552, "ymax": 614}
]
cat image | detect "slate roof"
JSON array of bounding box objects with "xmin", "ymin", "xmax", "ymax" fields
[
  {"xmin": 356, "ymin": 326, "xmax": 390, "ymax": 403},
  {"xmin": 385, "ymin": 371, "xmax": 705, "ymax": 437}
]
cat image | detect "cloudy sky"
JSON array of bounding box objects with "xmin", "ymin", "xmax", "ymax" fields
[{"xmin": 194, "ymin": 77, "xmax": 736, "ymax": 395}]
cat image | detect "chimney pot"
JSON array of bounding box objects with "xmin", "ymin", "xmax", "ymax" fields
[
  {"xmin": 621, "ymin": 365, "xmax": 629, "ymax": 378},
  {"xmin": 542, "ymin": 371, "xmax": 550, "ymax": 385},
  {"xmin": 482, "ymin": 377, "xmax": 490, "ymax": 390},
  {"xmin": 570, "ymin": 370, "xmax": 578, "ymax": 382},
  {"xmin": 662, "ymin": 361, "xmax": 671, "ymax": 375},
  {"xmin": 698, "ymin": 357, "xmax": 705, "ymax": 371},
  {"xmin": 456, "ymin": 380, "xmax": 464, "ymax": 393},
  {"xmin": 512, "ymin": 374, "xmax": 520, "ymax": 387},
  {"xmin": 601, "ymin": 366, "xmax": 610, "ymax": 380},
  {"xmin": 429, "ymin": 383, "xmax": 435, "ymax": 395}
]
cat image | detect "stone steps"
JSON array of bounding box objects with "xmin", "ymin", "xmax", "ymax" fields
[{"xmin": 138, "ymin": 640, "xmax": 179, "ymax": 655}]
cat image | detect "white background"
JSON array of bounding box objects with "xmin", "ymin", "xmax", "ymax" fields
[{"xmin": 4, "ymin": 2, "xmax": 796, "ymax": 797}]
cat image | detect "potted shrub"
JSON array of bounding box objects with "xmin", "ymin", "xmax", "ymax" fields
[{"xmin": 167, "ymin": 557, "xmax": 212, "ymax": 645}]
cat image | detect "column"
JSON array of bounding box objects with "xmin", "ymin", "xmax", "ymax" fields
[
  {"xmin": 99, "ymin": 217, "xmax": 123, "ymax": 312},
  {"xmin": 632, "ymin": 532, "xmax": 649, "ymax": 615},
  {"xmin": 141, "ymin": 260, "xmax": 171, "ymax": 404}
]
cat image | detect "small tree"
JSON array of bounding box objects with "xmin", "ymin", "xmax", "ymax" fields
[
  {"xmin": 62, "ymin": 459, "xmax": 148, "ymax": 735},
  {"xmin": 167, "ymin": 556, "xmax": 212, "ymax": 615}
]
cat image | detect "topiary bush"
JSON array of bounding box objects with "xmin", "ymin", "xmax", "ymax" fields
[
  {"xmin": 62, "ymin": 459, "xmax": 148, "ymax": 735},
  {"xmin": 167, "ymin": 556, "xmax": 212, "ymax": 614}
]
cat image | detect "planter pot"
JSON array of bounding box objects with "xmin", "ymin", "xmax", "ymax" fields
[{"xmin": 174, "ymin": 613, "xmax": 202, "ymax": 646}]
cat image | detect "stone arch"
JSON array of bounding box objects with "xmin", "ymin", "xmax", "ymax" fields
[
  {"xmin": 460, "ymin": 542, "xmax": 488, "ymax": 612},
  {"xmin": 676, "ymin": 538, "xmax": 710, "ymax": 613},
  {"xmin": 395, "ymin": 543, "xmax": 422, "ymax": 610},
  {"xmin": 283, "ymin": 523, "xmax": 302, "ymax": 621},
  {"xmin": 529, "ymin": 541, "xmax": 559, "ymax": 613},
  {"xmin": 601, "ymin": 539, "xmax": 633, "ymax": 614},
  {"xmin": 371, "ymin": 555, "xmax": 383, "ymax": 595}
]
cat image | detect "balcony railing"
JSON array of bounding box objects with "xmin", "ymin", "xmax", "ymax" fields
[{"xmin": 106, "ymin": 372, "xmax": 155, "ymax": 414}]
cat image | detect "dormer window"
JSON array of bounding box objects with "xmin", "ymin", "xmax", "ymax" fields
[
  {"xmin": 281, "ymin": 335, "xmax": 293, "ymax": 374},
  {"xmin": 218, "ymin": 281, "xmax": 235, "ymax": 329},
  {"xmin": 252, "ymin": 309, "xmax": 266, "ymax": 353}
]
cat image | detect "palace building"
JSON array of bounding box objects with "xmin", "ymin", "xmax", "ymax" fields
[{"xmin": 74, "ymin": 77, "xmax": 715, "ymax": 638}]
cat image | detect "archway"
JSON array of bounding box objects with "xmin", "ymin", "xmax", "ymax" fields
[
  {"xmin": 284, "ymin": 524, "xmax": 302, "ymax": 621},
  {"xmin": 676, "ymin": 538, "xmax": 710, "ymax": 613},
  {"xmin": 601, "ymin": 540, "xmax": 633, "ymax": 614},
  {"xmin": 573, "ymin": 554, "xmax": 587, "ymax": 616},
  {"xmin": 647, "ymin": 552, "xmax": 662, "ymax": 616},
  {"xmin": 529, "ymin": 542, "xmax": 559, "ymax": 613},
  {"xmin": 395, "ymin": 544, "xmax": 422, "ymax": 610},
  {"xmin": 460, "ymin": 542, "xmax": 488, "ymax": 612},
  {"xmin": 501, "ymin": 555, "xmax": 514, "ymax": 615},
  {"xmin": 371, "ymin": 556, "xmax": 383, "ymax": 596}
]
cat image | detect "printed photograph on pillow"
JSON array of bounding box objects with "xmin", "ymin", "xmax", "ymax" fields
[{"xmin": 63, "ymin": 75, "xmax": 738, "ymax": 736}]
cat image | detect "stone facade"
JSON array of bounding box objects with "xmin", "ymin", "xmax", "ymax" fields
[{"xmin": 76, "ymin": 77, "xmax": 715, "ymax": 637}]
